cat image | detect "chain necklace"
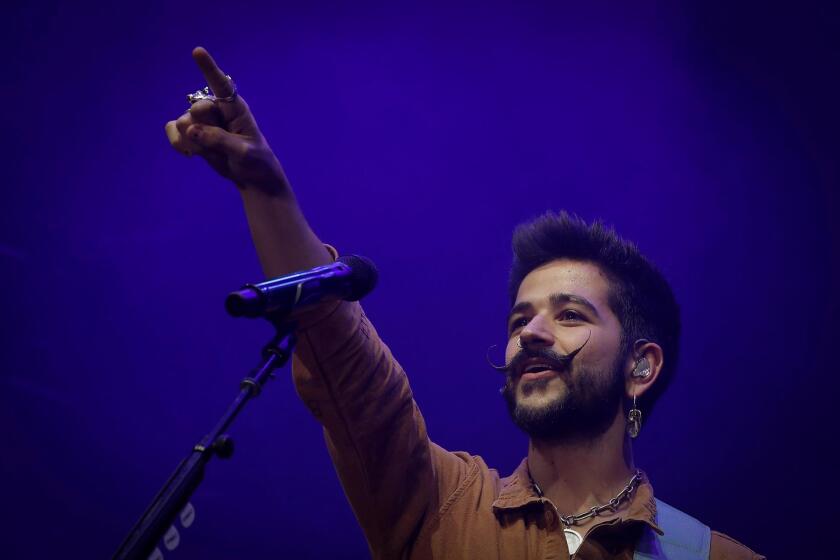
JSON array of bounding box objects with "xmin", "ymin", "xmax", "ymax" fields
[
  {"xmin": 530, "ymin": 469, "xmax": 643, "ymax": 526},
  {"xmin": 529, "ymin": 469, "xmax": 643, "ymax": 555}
]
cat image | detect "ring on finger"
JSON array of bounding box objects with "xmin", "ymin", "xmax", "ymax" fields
[{"xmin": 187, "ymin": 75, "xmax": 237, "ymax": 105}]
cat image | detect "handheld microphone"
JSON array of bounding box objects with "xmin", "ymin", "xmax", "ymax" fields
[{"xmin": 225, "ymin": 255, "xmax": 378, "ymax": 318}]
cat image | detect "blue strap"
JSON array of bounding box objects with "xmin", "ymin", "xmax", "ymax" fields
[{"xmin": 633, "ymin": 499, "xmax": 711, "ymax": 560}]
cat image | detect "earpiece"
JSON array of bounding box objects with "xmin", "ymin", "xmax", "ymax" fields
[{"xmin": 632, "ymin": 357, "xmax": 651, "ymax": 378}]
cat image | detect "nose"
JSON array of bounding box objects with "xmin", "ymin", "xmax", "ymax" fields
[{"xmin": 519, "ymin": 313, "xmax": 555, "ymax": 349}]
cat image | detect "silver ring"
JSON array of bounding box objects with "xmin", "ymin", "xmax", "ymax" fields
[
  {"xmin": 516, "ymin": 337, "xmax": 524, "ymax": 349},
  {"xmin": 187, "ymin": 75, "xmax": 237, "ymax": 104}
]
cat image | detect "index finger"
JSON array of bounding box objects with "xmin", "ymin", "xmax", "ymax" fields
[{"xmin": 192, "ymin": 46, "xmax": 234, "ymax": 98}]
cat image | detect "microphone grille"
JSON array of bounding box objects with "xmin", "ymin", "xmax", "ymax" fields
[{"xmin": 338, "ymin": 254, "xmax": 379, "ymax": 301}]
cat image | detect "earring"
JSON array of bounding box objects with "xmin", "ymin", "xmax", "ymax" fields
[{"xmin": 627, "ymin": 392, "xmax": 642, "ymax": 438}]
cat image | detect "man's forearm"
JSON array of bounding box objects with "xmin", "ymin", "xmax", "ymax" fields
[
  {"xmin": 239, "ymin": 188, "xmax": 334, "ymax": 278},
  {"xmin": 165, "ymin": 47, "xmax": 333, "ymax": 280}
]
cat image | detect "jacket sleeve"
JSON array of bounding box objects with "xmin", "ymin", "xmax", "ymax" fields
[{"xmin": 291, "ymin": 299, "xmax": 469, "ymax": 558}]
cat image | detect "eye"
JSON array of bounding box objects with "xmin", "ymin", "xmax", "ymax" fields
[
  {"xmin": 558, "ymin": 309, "xmax": 584, "ymax": 322},
  {"xmin": 508, "ymin": 317, "xmax": 529, "ymax": 335}
]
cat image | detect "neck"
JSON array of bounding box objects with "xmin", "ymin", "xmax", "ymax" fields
[{"xmin": 527, "ymin": 408, "xmax": 635, "ymax": 518}]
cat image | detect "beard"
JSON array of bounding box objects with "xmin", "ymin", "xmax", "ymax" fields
[{"xmin": 502, "ymin": 350, "xmax": 626, "ymax": 444}]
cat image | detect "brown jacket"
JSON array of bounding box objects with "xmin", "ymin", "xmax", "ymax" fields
[{"xmin": 292, "ymin": 300, "xmax": 763, "ymax": 559}]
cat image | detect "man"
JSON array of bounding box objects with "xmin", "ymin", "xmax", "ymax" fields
[{"xmin": 166, "ymin": 47, "xmax": 763, "ymax": 559}]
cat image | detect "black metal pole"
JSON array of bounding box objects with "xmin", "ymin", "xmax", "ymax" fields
[{"xmin": 113, "ymin": 326, "xmax": 296, "ymax": 560}]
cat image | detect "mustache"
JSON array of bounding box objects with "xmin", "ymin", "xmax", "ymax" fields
[{"xmin": 487, "ymin": 330, "xmax": 591, "ymax": 375}]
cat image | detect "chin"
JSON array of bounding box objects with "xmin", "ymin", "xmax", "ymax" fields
[
  {"xmin": 516, "ymin": 375, "xmax": 567, "ymax": 401},
  {"xmin": 514, "ymin": 391, "xmax": 568, "ymax": 418}
]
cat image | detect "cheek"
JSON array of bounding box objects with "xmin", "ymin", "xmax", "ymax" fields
[
  {"xmin": 504, "ymin": 339, "xmax": 519, "ymax": 363},
  {"xmin": 580, "ymin": 331, "xmax": 623, "ymax": 370},
  {"xmin": 556, "ymin": 327, "xmax": 596, "ymax": 354}
]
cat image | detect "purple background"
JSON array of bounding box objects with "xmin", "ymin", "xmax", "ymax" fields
[{"xmin": 3, "ymin": 2, "xmax": 837, "ymax": 558}]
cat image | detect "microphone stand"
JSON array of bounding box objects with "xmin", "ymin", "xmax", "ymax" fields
[{"xmin": 113, "ymin": 318, "xmax": 296, "ymax": 560}]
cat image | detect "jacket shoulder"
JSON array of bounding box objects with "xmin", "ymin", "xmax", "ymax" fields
[
  {"xmin": 643, "ymin": 501, "xmax": 763, "ymax": 560},
  {"xmin": 710, "ymin": 531, "xmax": 765, "ymax": 560}
]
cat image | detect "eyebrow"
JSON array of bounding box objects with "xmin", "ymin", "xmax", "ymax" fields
[{"xmin": 507, "ymin": 292, "xmax": 601, "ymax": 324}]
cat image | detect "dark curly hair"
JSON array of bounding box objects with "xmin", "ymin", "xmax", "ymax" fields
[{"xmin": 508, "ymin": 211, "xmax": 681, "ymax": 417}]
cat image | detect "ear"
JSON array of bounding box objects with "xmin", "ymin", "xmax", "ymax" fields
[{"xmin": 624, "ymin": 339, "xmax": 664, "ymax": 401}]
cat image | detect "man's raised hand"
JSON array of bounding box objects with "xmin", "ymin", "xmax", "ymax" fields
[{"xmin": 165, "ymin": 47, "xmax": 288, "ymax": 194}]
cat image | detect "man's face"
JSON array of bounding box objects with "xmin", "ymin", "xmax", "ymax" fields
[{"xmin": 503, "ymin": 259, "xmax": 627, "ymax": 442}]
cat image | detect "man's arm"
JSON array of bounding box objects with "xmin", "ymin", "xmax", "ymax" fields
[
  {"xmin": 292, "ymin": 300, "xmax": 445, "ymax": 556},
  {"xmin": 165, "ymin": 48, "xmax": 469, "ymax": 556},
  {"xmin": 165, "ymin": 47, "xmax": 332, "ymax": 278}
]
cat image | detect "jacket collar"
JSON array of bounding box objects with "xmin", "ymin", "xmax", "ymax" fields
[{"xmin": 492, "ymin": 458, "xmax": 663, "ymax": 535}]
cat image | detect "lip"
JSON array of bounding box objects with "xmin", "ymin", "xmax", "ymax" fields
[{"xmin": 520, "ymin": 369, "xmax": 560, "ymax": 382}]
